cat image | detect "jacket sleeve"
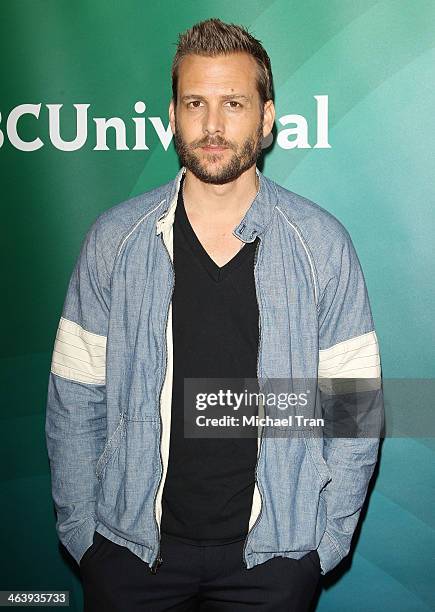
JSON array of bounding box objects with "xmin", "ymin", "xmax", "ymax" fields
[
  {"xmin": 45, "ymin": 218, "xmax": 110, "ymax": 566},
  {"xmin": 316, "ymin": 228, "xmax": 384, "ymax": 575}
]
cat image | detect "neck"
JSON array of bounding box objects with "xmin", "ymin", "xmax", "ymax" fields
[{"xmin": 182, "ymin": 165, "xmax": 259, "ymax": 222}]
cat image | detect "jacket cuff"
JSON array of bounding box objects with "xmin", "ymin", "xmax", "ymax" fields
[
  {"xmin": 317, "ymin": 529, "xmax": 344, "ymax": 575},
  {"xmin": 63, "ymin": 515, "xmax": 97, "ymax": 566}
]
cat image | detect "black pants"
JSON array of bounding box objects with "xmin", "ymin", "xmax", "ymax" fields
[{"xmin": 80, "ymin": 531, "xmax": 321, "ymax": 611}]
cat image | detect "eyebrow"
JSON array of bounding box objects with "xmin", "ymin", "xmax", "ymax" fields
[{"xmin": 181, "ymin": 94, "xmax": 251, "ymax": 103}]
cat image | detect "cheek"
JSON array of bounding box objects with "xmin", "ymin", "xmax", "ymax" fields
[
  {"xmin": 181, "ymin": 123, "xmax": 206, "ymax": 147},
  {"xmin": 230, "ymin": 111, "xmax": 257, "ymax": 129},
  {"xmin": 227, "ymin": 118, "xmax": 259, "ymax": 143},
  {"xmin": 178, "ymin": 110, "xmax": 205, "ymax": 130}
]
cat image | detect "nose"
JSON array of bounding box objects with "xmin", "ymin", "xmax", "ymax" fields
[{"xmin": 203, "ymin": 103, "xmax": 224, "ymax": 137}]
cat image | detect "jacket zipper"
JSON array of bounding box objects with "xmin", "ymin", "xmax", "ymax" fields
[
  {"xmin": 149, "ymin": 230, "xmax": 175, "ymax": 573},
  {"xmin": 242, "ymin": 236, "xmax": 265, "ymax": 568}
]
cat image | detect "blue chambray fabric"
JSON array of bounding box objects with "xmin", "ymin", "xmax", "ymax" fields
[{"xmin": 45, "ymin": 165, "xmax": 383, "ymax": 575}]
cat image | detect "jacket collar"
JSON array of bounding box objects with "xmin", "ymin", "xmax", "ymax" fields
[{"xmin": 155, "ymin": 165, "xmax": 277, "ymax": 242}]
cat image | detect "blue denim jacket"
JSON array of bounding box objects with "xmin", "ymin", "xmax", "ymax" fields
[{"xmin": 45, "ymin": 165, "xmax": 383, "ymax": 575}]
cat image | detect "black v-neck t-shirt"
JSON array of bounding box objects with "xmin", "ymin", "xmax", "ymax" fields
[{"xmin": 160, "ymin": 175, "xmax": 260, "ymax": 544}]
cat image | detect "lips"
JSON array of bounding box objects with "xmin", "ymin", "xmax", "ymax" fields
[{"xmin": 200, "ymin": 145, "xmax": 228, "ymax": 151}]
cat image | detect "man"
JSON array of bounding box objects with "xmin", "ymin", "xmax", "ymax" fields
[{"xmin": 45, "ymin": 18, "xmax": 383, "ymax": 612}]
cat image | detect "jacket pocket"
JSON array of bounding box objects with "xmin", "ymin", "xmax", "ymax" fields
[
  {"xmin": 94, "ymin": 417, "xmax": 159, "ymax": 542},
  {"xmin": 95, "ymin": 428, "xmax": 127, "ymax": 534},
  {"xmin": 95, "ymin": 415, "xmax": 126, "ymax": 481},
  {"xmin": 249, "ymin": 435, "xmax": 329, "ymax": 553},
  {"xmin": 304, "ymin": 433, "xmax": 332, "ymax": 489}
]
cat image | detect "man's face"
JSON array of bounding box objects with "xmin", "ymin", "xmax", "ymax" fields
[{"xmin": 169, "ymin": 52, "xmax": 271, "ymax": 185}]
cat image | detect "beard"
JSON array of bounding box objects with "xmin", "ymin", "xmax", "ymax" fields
[{"xmin": 173, "ymin": 115, "xmax": 264, "ymax": 185}]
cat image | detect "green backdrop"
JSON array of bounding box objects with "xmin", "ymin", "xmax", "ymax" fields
[{"xmin": 1, "ymin": 1, "xmax": 434, "ymax": 610}]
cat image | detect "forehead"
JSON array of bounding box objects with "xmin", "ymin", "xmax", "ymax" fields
[{"xmin": 177, "ymin": 52, "xmax": 258, "ymax": 96}]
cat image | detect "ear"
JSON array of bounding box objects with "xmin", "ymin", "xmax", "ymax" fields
[
  {"xmin": 169, "ymin": 98, "xmax": 176, "ymax": 135},
  {"xmin": 262, "ymin": 100, "xmax": 275, "ymax": 138}
]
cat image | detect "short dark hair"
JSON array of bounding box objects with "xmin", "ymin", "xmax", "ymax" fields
[{"xmin": 171, "ymin": 18, "xmax": 274, "ymax": 107}]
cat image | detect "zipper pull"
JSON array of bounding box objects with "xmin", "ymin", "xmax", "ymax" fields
[{"xmin": 149, "ymin": 552, "xmax": 163, "ymax": 574}]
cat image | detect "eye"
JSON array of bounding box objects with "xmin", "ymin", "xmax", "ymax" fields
[
  {"xmin": 225, "ymin": 100, "xmax": 242, "ymax": 109},
  {"xmin": 187, "ymin": 100, "xmax": 204, "ymax": 109}
]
